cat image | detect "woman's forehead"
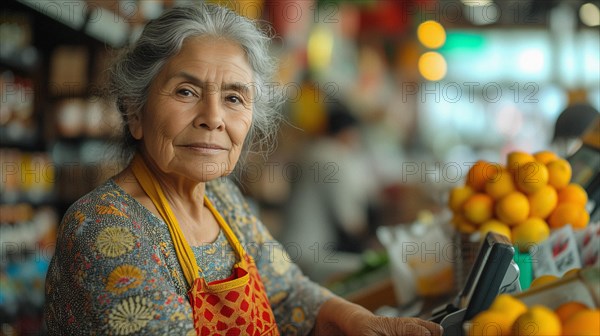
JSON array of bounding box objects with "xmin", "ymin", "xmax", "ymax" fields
[{"xmin": 163, "ymin": 36, "xmax": 254, "ymax": 83}]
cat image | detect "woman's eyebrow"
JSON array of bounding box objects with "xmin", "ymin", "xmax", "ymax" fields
[
  {"xmin": 171, "ymin": 71, "xmax": 251, "ymax": 96},
  {"xmin": 221, "ymin": 83, "xmax": 252, "ymax": 97}
]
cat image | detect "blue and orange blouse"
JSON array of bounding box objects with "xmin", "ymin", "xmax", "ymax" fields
[{"xmin": 44, "ymin": 177, "xmax": 333, "ymax": 335}]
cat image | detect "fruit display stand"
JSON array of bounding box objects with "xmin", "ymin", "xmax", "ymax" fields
[
  {"xmin": 515, "ymin": 267, "xmax": 599, "ymax": 310},
  {"xmin": 449, "ymin": 146, "xmax": 595, "ymax": 287},
  {"xmin": 444, "ymin": 129, "xmax": 600, "ymax": 335},
  {"xmin": 463, "ymin": 267, "xmax": 599, "ymax": 336}
]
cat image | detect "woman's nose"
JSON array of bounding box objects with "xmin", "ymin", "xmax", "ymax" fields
[{"xmin": 194, "ymin": 94, "xmax": 225, "ymax": 131}]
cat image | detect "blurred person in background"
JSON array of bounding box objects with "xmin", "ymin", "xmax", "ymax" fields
[
  {"xmin": 282, "ymin": 100, "xmax": 380, "ymax": 281},
  {"xmin": 43, "ymin": 4, "xmax": 442, "ymax": 336}
]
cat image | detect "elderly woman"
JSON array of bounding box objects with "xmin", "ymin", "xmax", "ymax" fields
[{"xmin": 44, "ymin": 4, "xmax": 442, "ymax": 336}]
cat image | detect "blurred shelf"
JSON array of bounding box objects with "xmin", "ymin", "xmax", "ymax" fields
[{"xmin": 0, "ymin": 49, "xmax": 39, "ymax": 75}]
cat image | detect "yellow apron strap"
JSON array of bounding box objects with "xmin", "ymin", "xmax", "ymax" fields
[
  {"xmin": 130, "ymin": 155, "xmax": 199, "ymax": 287},
  {"xmin": 203, "ymin": 196, "xmax": 246, "ymax": 260}
]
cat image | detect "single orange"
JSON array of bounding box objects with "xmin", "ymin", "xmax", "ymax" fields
[
  {"xmin": 511, "ymin": 305, "xmax": 562, "ymax": 336},
  {"xmin": 458, "ymin": 219, "xmax": 478, "ymax": 234},
  {"xmin": 546, "ymin": 158, "xmax": 572, "ymax": 189},
  {"xmin": 468, "ymin": 310, "xmax": 513, "ymax": 336},
  {"xmin": 515, "ymin": 161, "xmax": 549, "ymax": 194},
  {"xmin": 496, "ymin": 191, "xmax": 530, "ymax": 226},
  {"xmin": 512, "ymin": 218, "xmax": 550, "ymax": 252},
  {"xmin": 528, "ymin": 185, "xmax": 558, "ymax": 219},
  {"xmin": 577, "ymin": 210, "xmax": 590, "ymax": 229},
  {"xmin": 554, "ymin": 301, "xmax": 589, "ymax": 324},
  {"xmin": 534, "ymin": 150, "xmax": 559, "ymax": 165},
  {"xmin": 548, "ymin": 203, "xmax": 589, "ymax": 229},
  {"xmin": 562, "ymin": 309, "xmax": 600, "ymax": 335},
  {"xmin": 479, "ymin": 219, "xmax": 512, "ymax": 241},
  {"xmin": 557, "ymin": 184, "xmax": 588, "ymax": 207},
  {"xmin": 452, "ymin": 212, "xmax": 466, "ymax": 227},
  {"xmin": 488, "ymin": 294, "xmax": 528, "ymax": 321},
  {"xmin": 530, "ymin": 274, "xmax": 559, "ymax": 288},
  {"xmin": 451, "ymin": 213, "xmax": 463, "ymax": 228},
  {"xmin": 452, "ymin": 213, "xmax": 478, "ymax": 234},
  {"xmin": 466, "ymin": 161, "xmax": 495, "ymax": 192},
  {"xmin": 485, "ymin": 168, "xmax": 515, "ymax": 200},
  {"xmin": 563, "ymin": 268, "xmax": 580, "ymax": 278},
  {"xmin": 463, "ymin": 193, "xmax": 494, "ymax": 224},
  {"xmin": 449, "ymin": 185, "xmax": 475, "ymax": 212},
  {"xmin": 507, "ymin": 151, "xmax": 536, "ymax": 174}
]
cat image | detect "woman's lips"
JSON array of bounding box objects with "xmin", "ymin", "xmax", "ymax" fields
[{"xmin": 180, "ymin": 143, "xmax": 227, "ymax": 154}]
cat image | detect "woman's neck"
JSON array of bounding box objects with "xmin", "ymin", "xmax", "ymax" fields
[
  {"xmin": 144, "ymin": 154, "xmax": 205, "ymax": 209},
  {"xmin": 114, "ymin": 155, "xmax": 221, "ymax": 245},
  {"xmin": 115, "ymin": 159, "xmax": 205, "ymax": 220}
]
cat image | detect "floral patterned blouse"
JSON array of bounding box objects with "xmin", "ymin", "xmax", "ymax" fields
[{"xmin": 44, "ymin": 177, "xmax": 333, "ymax": 335}]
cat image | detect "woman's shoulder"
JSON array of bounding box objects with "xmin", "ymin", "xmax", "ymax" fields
[
  {"xmin": 57, "ymin": 179, "xmax": 145, "ymax": 243},
  {"xmin": 63, "ymin": 179, "xmax": 130, "ymax": 217},
  {"xmin": 47, "ymin": 182, "xmax": 194, "ymax": 335}
]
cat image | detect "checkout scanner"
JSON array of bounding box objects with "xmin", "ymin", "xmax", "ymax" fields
[{"xmin": 429, "ymin": 232, "xmax": 520, "ymax": 335}]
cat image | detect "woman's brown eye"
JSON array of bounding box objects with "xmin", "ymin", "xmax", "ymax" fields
[
  {"xmin": 177, "ymin": 89, "xmax": 194, "ymax": 97},
  {"xmin": 226, "ymin": 95, "xmax": 242, "ymax": 104}
]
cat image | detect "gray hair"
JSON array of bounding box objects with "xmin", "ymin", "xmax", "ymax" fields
[{"xmin": 107, "ymin": 3, "xmax": 283, "ymax": 164}]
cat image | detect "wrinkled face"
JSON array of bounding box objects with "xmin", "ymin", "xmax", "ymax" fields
[{"xmin": 129, "ymin": 36, "xmax": 254, "ymax": 182}]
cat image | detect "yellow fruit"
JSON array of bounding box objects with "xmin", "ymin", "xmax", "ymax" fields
[
  {"xmin": 507, "ymin": 151, "xmax": 536, "ymax": 174},
  {"xmin": 548, "ymin": 203, "xmax": 589, "ymax": 229},
  {"xmin": 467, "ymin": 161, "xmax": 495, "ymax": 192},
  {"xmin": 468, "ymin": 310, "xmax": 513, "ymax": 336},
  {"xmin": 458, "ymin": 220, "xmax": 478, "ymax": 234},
  {"xmin": 563, "ymin": 268, "xmax": 580, "ymax": 277},
  {"xmin": 449, "ymin": 185, "xmax": 475, "ymax": 212},
  {"xmin": 488, "ymin": 294, "xmax": 528, "ymax": 321},
  {"xmin": 562, "ymin": 309, "xmax": 600, "ymax": 336},
  {"xmin": 546, "ymin": 158, "xmax": 572, "ymax": 189},
  {"xmin": 463, "ymin": 193, "xmax": 494, "ymax": 225},
  {"xmin": 528, "ymin": 185, "xmax": 558, "ymax": 219},
  {"xmin": 511, "ymin": 305, "xmax": 562, "ymax": 336},
  {"xmin": 557, "ymin": 184, "xmax": 588, "ymax": 208},
  {"xmin": 496, "ymin": 191, "xmax": 530, "ymax": 226},
  {"xmin": 515, "ymin": 161, "xmax": 549, "ymax": 194},
  {"xmin": 451, "ymin": 213, "xmax": 462, "ymax": 228},
  {"xmin": 485, "ymin": 169, "xmax": 515, "ymax": 200},
  {"xmin": 534, "ymin": 150, "xmax": 559, "ymax": 165},
  {"xmin": 479, "ymin": 219, "xmax": 512, "ymax": 241},
  {"xmin": 555, "ymin": 301, "xmax": 589, "ymax": 324},
  {"xmin": 453, "ymin": 213, "xmax": 478, "ymax": 234},
  {"xmin": 578, "ymin": 211, "xmax": 590, "ymax": 229},
  {"xmin": 530, "ymin": 274, "xmax": 559, "ymax": 288},
  {"xmin": 512, "ymin": 218, "xmax": 550, "ymax": 252}
]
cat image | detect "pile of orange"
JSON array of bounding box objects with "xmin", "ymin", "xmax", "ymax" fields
[
  {"xmin": 450, "ymin": 150, "xmax": 590, "ymax": 252},
  {"xmin": 468, "ymin": 294, "xmax": 600, "ymax": 336}
]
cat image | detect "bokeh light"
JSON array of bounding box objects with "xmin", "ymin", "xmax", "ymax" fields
[
  {"xmin": 580, "ymin": 3, "xmax": 600, "ymax": 27},
  {"xmin": 308, "ymin": 26, "xmax": 334, "ymax": 72},
  {"xmin": 418, "ymin": 51, "xmax": 447, "ymax": 81},
  {"xmin": 417, "ymin": 20, "xmax": 446, "ymax": 49}
]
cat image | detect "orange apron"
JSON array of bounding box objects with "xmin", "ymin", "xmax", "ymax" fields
[{"xmin": 131, "ymin": 156, "xmax": 279, "ymax": 336}]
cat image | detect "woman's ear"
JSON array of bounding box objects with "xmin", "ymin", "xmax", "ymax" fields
[{"xmin": 128, "ymin": 112, "xmax": 143, "ymax": 140}]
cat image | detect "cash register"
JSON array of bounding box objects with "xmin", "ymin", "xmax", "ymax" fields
[{"xmin": 429, "ymin": 232, "xmax": 520, "ymax": 335}]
